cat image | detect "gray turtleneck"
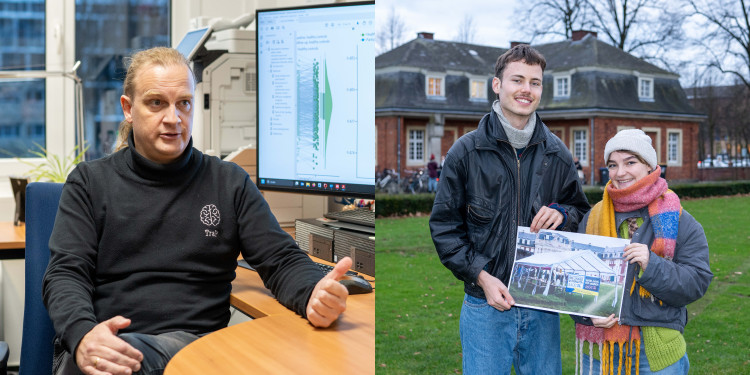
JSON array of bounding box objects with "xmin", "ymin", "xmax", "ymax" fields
[{"xmin": 492, "ymin": 100, "xmax": 536, "ymax": 149}]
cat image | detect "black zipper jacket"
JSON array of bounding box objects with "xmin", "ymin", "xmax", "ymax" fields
[{"xmin": 430, "ymin": 112, "xmax": 590, "ymax": 299}]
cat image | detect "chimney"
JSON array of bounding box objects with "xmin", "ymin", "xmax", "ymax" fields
[
  {"xmin": 572, "ymin": 30, "xmax": 597, "ymax": 41},
  {"xmin": 417, "ymin": 32, "xmax": 434, "ymax": 40},
  {"xmin": 510, "ymin": 41, "xmax": 529, "ymax": 48}
]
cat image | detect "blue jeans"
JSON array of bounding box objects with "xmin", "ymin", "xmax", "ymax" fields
[
  {"xmin": 428, "ymin": 177, "xmax": 438, "ymax": 192},
  {"xmin": 460, "ymin": 294, "xmax": 562, "ymax": 375},
  {"xmin": 54, "ymin": 331, "xmax": 200, "ymax": 375},
  {"xmin": 580, "ymin": 331, "xmax": 689, "ymax": 375}
]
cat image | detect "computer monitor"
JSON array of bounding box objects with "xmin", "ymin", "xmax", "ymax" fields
[
  {"xmin": 255, "ymin": 1, "xmax": 375, "ymax": 199},
  {"xmin": 175, "ymin": 26, "xmax": 212, "ymax": 61}
]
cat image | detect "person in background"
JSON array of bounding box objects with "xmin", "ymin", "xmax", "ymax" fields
[
  {"xmin": 574, "ymin": 156, "xmax": 584, "ymax": 184},
  {"xmin": 427, "ymin": 154, "xmax": 439, "ymax": 192},
  {"xmin": 572, "ymin": 129, "xmax": 712, "ymax": 375},
  {"xmin": 430, "ymin": 44, "xmax": 589, "ymax": 374},
  {"xmin": 43, "ymin": 47, "xmax": 351, "ymax": 375}
]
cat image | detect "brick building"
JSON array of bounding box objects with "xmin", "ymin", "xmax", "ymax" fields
[{"xmin": 376, "ymin": 31, "xmax": 704, "ymax": 184}]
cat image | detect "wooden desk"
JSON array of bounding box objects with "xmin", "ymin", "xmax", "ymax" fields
[
  {"xmin": 165, "ymin": 260, "xmax": 375, "ymax": 374},
  {"xmin": 0, "ymin": 222, "xmax": 25, "ymax": 260}
]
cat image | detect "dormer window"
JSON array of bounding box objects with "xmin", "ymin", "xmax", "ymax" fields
[
  {"xmin": 469, "ymin": 77, "xmax": 487, "ymax": 100},
  {"xmin": 554, "ymin": 75, "xmax": 571, "ymax": 98},
  {"xmin": 639, "ymin": 77, "xmax": 654, "ymax": 101},
  {"xmin": 426, "ymin": 73, "xmax": 446, "ymax": 98}
]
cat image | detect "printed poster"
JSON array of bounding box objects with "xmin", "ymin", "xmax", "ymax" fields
[{"xmin": 508, "ymin": 227, "xmax": 632, "ymax": 319}]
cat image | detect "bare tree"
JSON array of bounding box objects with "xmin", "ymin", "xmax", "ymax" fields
[
  {"xmin": 518, "ymin": 0, "xmax": 594, "ymax": 42},
  {"xmin": 456, "ymin": 14, "xmax": 477, "ymax": 43},
  {"xmin": 517, "ymin": 0, "xmax": 684, "ymax": 71},
  {"xmin": 376, "ymin": 6, "xmax": 407, "ymax": 54},
  {"xmin": 586, "ymin": 0, "xmax": 686, "ymax": 71},
  {"xmin": 686, "ymin": 0, "xmax": 750, "ymax": 90}
]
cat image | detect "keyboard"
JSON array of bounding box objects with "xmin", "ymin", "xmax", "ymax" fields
[
  {"xmin": 240, "ymin": 259, "xmax": 359, "ymax": 277},
  {"xmin": 324, "ymin": 208, "xmax": 375, "ymax": 227},
  {"xmin": 315, "ymin": 261, "xmax": 359, "ymax": 277}
]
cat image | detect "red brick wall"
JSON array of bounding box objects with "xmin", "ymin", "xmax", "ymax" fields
[
  {"xmin": 590, "ymin": 118, "xmax": 700, "ymax": 182},
  {"xmin": 697, "ymin": 167, "xmax": 750, "ymax": 181},
  {"xmin": 377, "ymin": 116, "xmax": 482, "ymax": 173},
  {"xmin": 375, "ymin": 116, "xmax": 400, "ymax": 174},
  {"xmin": 377, "ymin": 115, "xmax": 701, "ymax": 182}
]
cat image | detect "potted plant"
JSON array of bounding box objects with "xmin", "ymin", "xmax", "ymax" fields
[{"xmin": 8, "ymin": 143, "xmax": 86, "ymax": 225}]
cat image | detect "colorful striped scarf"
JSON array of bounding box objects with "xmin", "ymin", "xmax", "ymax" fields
[{"xmin": 575, "ymin": 166, "xmax": 682, "ymax": 375}]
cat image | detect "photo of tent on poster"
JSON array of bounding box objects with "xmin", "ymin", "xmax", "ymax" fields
[{"xmin": 508, "ymin": 227, "xmax": 632, "ymax": 319}]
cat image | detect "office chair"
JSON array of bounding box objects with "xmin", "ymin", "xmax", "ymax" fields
[
  {"xmin": 0, "ymin": 341, "xmax": 8, "ymax": 375},
  {"xmin": 19, "ymin": 182, "xmax": 63, "ymax": 375}
]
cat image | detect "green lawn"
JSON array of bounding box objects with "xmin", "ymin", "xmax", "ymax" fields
[{"xmin": 375, "ymin": 196, "xmax": 750, "ymax": 374}]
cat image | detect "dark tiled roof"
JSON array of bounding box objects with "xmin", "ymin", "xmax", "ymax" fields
[
  {"xmin": 376, "ymin": 37, "xmax": 504, "ymax": 76},
  {"xmin": 534, "ymin": 35, "xmax": 672, "ymax": 75},
  {"xmin": 376, "ymin": 35, "xmax": 698, "ymax": 116},
  {"xmin": 539, "ymin": 71, "xmax": 700, "ymax": 115}
]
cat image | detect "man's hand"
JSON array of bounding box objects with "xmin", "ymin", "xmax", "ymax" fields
[
  {"xmin": 75, "ymin": 316, "xmax": 143, "ymax": 375},
  {"xmin": 529, "ymin": 206, "xmax": 564, "ymax": 233},
  {"xmin": 624, "ymin": 243, "xmax": 650, "ymax": 270},
  {"xmin": 476, "ymin": 270, "xmax": 515, "ymax": 311},
  {"xmin": 306, "ymin": 257, "xmax": 351, "ymax": 327},
  {"xmin": 591, "ymin": 314, "xmax": 618, "ymax": 328}
]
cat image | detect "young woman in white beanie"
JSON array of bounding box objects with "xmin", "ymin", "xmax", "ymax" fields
[{"xmin": 571, "ymin": 129, "xmax": 713, "ymax": 375}]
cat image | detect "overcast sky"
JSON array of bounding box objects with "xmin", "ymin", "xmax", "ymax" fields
[{"xmin": 375, "ymin": 0, "xmax": 523, "ymax": 50}]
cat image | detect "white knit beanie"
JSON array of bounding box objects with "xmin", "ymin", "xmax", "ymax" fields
[{"xmin": 603, "ymin": 129, "xmax": 657, "ymax": 168}]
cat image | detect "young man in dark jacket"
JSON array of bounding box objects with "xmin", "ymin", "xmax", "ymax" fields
[{"xmin": 430, "ymin": 44, "xmax": 590, "ymax": 374}]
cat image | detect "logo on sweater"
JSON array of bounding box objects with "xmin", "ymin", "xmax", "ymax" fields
[{"xmin": 200, "ymin": 204, "xmax": 221, "ymax": 226}]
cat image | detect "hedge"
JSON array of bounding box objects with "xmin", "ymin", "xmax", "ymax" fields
[
  {"xmin": 375, "ymin": 193, "xmax": 435, "ymax": 217},
  {"xmin": 376, "ymin": 181, "xmax": 750, "ymax": 217}
]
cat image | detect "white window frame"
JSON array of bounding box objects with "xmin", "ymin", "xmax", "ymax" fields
[
  {"xmin": 638, "ymin": 76, "xmax": 654, "ymax": 101},
  {"xmin": 642, "ymin": 127, "xmax": 662, "ymax": 164},
  {"xmin": 406, "ymin": 126, "xmax": 425, "ymax": 165},
  {"xmin": 425, "ymin": 73, "xmax": 446, "ymax": 98},
  {"xmin": 570, "ymin": 127, "xmax": 588, "ymax": 166},
  {"xmin": 667, "ymin": 129, "xmax": 682, "ymax": 166},
  {"xmin": 468, "ymin": 76, "xmax": 487, "ymax": 101},
  {"xmin": 554, "ymin": 75, "xmax": 571, "ymax": 98}
]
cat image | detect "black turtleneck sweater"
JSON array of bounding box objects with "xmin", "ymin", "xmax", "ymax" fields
[{"xmin": 42, "ymin": 137, "xmax": 322, "ymax": 355}]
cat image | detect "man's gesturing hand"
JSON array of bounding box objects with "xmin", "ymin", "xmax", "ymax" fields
[
  {"xmin": 477, "ymin": 270, "xmax": 515, "ymax": 311},
  {"xmin": 306, "ymin": 257, "xmax": 351, "ymax": 327},
  {"xmin": 75, "ymin": 316, "xmax": 143, "ymax": 375}
]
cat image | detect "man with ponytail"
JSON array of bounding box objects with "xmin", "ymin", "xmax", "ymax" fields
[
  {"xmin": 43, "ymin": 47, "xmax": 351, "ymax": 375},
  {"xmin": 572, "ymin": 129, "xmax": 713, "ymax": 375}
]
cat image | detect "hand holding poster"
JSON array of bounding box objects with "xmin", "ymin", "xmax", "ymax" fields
[{"xmin": 508, "ymin": 227, "xmax": 632, "ymax": 319}]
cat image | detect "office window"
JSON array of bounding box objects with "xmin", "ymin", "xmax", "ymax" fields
[
  {"xmin": 668, "ymin": 130, "xmax": 681, "ymax": 164},
  {"xmin": 0, "ymin": 0, "xmax": 45, "ymax": 158},
  {"xmin": 554, "ymin": 76, "xmax": 570, "ymax": 98},
  {"xmin": 76, "ymin": 0, "xmax": 171, "ymax": 160},
  {"xmin": 408, "ymin": 128, "xmax": 424, "ymax": 163},
  {"xmin": 426, "ymin": 75, "xmax": 444, "ymax": 97},
  {"xmin": 470, "ymin": 79, "xmax": 486, "ymax": 100},
  {"xmin": 639, "ymin": 77, "xmax": 654, "ymax": 101},
  {"xmin": 573, "ymin": 129, "xmax": 587, "ymax": 163}
]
